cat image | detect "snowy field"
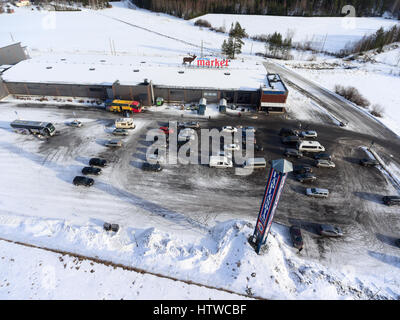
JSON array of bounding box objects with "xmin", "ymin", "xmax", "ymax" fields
[
  {"xmin": 1, "ymin": 2, "xmax": 400, "ymax": 300},
  {"xmin": 198, "ymin": 14, "xmax": 399, "ymax": 53}
]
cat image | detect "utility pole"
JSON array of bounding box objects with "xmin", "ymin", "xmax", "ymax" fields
[{"xmin": 320, "ymin": 33, "xmax": 328, "ymax": 52}]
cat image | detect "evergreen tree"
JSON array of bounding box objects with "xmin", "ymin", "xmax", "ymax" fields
[
  {"xmin": 221, "ymin": 38, "xmax": 235, "ymax": 59},
  {"xmin": 227, "ymin": 22, "xmax": 248, "ymax": 59}
]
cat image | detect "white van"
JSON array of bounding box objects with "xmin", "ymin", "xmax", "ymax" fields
[
  {"xmin": 115, "ymin": 118, "xmax": 135, "ymax": 129},
  {"xmin": 297, "ymin": 141, "xmax": 325, "ymax": 153},
  {"xmin": 209, "ymin": 156, "xmax": 233, "ymax": 168},
  {"xmin": 242, "ymin": 158, "xmax": 267, "ymax": 169}
]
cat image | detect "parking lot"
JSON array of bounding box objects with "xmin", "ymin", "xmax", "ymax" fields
[{"xmin": 2, "ymin": 102, "xmax": 400, "ymax": 271}]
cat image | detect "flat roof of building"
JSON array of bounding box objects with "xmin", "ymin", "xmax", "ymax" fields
[{"xmin": 2, "ymin": 54, "xmax": 269, "ymax": 91}]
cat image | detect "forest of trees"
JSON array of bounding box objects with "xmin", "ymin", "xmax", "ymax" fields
[{"xmin": 131, "ymin": 0, "xmax": 400, "ymax": 19}]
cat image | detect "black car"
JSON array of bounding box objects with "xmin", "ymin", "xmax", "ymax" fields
[
  {"xmin": 279, "ymin": 128, "xmax": 299, "ymax": 137},
  {"xmin": 289, "ymin": 226, "xmax": 304, "ymax": 252},
  {"xmin": 284, "ymin": 148, "xmax": 303, "ymax": 158},
  {"xmin": 359, "ymin": 158, "xmax": 379, "ymax": 167},
  {"xmin": 89, "ymin": 158, "xmax": 107, "ymax": 167},
  {"xmin": 255, "ymin": 144, "xmax": 264, "ymax": 152},
  {"xmin": 73, "ymin": 176, "xmax": 94, "ymax": 187},
  {"xmin": 314, "ymin": 153, "xmax": 332, "ymax": 161},
  {"xmin": 82, "ymin": 166, "xmax": 102, "ymax": 175},
  {"xmin": 293, "ymin": 165, "xmax": 313, "ymax": 175},
  {"xmin": 142, "ymin": 162, "xmax": 162, "ymax": 172},
  {"xmin": 296, "ymin": 173, "xmax": 317, "ymax": 183},
  {"xmin": 281, "ymin": 136, "xmax": 301, "ymax": 145},
  {"xmin": 382, "ymin": 196, "xmax": 400, "ymax": 206}
]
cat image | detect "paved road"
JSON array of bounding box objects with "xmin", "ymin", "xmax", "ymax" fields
[{"xmin": 263, "ymin": 61, "xmax": 398, "ymax": 140}]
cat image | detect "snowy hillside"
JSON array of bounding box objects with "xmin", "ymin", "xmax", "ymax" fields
[{"xmin": 195, "ymin": 14, "xmax": 399, "ymax": 53}]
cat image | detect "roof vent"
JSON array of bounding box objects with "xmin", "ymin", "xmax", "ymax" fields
[
  {"xmin": 100, "ymin": 60, "xmax": 106, "ymax": 62},
  {"xmin": 178, "ymin": 71, "xmax": 184, "ymax": 74},
  {"xmin": 224, "ymin": 72, "xmax": 230, "ymax": 75},
  {"xmin": 46, "ymin": 66, "xmax": 52, "ymax": 69},
  {"xmin": 89, "ymin": 68, "xmax": 95, "ymax": 71},
  {"xmin": 141, "ymin": 61, "xmax": 146, "ymax": 63},
  {"xmin": 133, "ymin": 69, "xmax": 139, "ymax": 72},
  {"xmin": 61, "ymin": 58, "xmax": 66, "ymax": 61}
]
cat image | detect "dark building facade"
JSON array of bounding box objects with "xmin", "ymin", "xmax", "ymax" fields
[{"xmin": 0, "ymin": 42, "xmax": 29, "ymax": 66}]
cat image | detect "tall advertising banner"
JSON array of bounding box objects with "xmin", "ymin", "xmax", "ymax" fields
[{"xmin": 252, "ymin": 159, "xmax": 292, "ymax": 254}]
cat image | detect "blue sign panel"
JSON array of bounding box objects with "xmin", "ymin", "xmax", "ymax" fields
[
  {"xmin": 260, "ymin": 173, "xmax": 287, "ymax": 245},
  {"xmin": 253, "ymin": 168, "xmax": 288, "ymax": 253}
]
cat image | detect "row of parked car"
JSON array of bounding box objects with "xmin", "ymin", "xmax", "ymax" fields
[
  {"xmin": 209, "ymin": 126, "xmax": 267, "ymax": 169},
  {"xmin": 72, "ymin": 158, "xmax": 108, "ymax": 187},
  {"xmin": 72, "ymin": 118, "xmax": 136, "ymax": 186},
  {"xmin": 141, "ymin": 121, "xmax": 203, "ymax": 172},
  {"xmin": 279, "ymin": 127, "xmax": 343, "ymax": 251}
]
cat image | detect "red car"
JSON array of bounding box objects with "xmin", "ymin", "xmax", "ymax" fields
[{"xmin": 159, "ymin": 126, "xmax": 174, "ymax": 134}]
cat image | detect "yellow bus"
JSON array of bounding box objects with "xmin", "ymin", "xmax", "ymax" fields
[{"xmin": 105, "ymin": 99, "xmax": 142, "ymax": 113}]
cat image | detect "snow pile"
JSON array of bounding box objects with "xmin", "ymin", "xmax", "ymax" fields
[
  {"xmin": 0, "ymin": 240, "xmax": 245, "ymax": 299},
  {"xmin": 0, "ymin": 212, "xmax": 396, "ymax": 299}
]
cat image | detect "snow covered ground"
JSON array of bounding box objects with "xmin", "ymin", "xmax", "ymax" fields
[
  {"xmin": 0, "ymin": 239, "xmax": 247, "ymax": 299},
  {"xmin": 1, "ymin": 2, "xmax": 400, "ymax": 300}
]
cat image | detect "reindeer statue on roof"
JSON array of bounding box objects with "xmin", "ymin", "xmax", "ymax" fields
[{"xmin": 182, "ymin": 54, "xmax": 197, "ymax": 65}]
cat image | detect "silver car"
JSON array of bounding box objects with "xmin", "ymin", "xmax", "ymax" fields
[
  {"xmin": 105, "ymin": 139, "xmax": 122, "ymax": 147},
  {"xmin": 112, "ymin": 128, "xmax": 129, "ymax": 136},
  {"xmin": 300, "ymin": 130, "xmax": 317, "ymax": 138},
  {"xmin": 306, "ymin": 188, "xmax": 329, "ymax": 198},
  {"xmin": 315, "ymin": 159, "xmax": 335, "ymax": 168},
  {"xmin": 70, "ymin": 120, "xmax": 82, "ymax": 127},
  {"xmin": 318, "ymin": 224, "xmax": 343, "ymax": 237},
  {"xmin": 178, "ymin": 121, "xmax": 200, "ymax": 129}
]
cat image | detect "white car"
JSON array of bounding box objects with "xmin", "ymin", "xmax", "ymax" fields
[
  {"xmin": 222, "ymin": 126, "xmax": 237, "ymax": 133},
  {"xmin": 300, "ymin": 130, "xmax": 317, "ymax": 138},
  {"xmin": 70, "ymin": 120, "xmax": 82, "ymax": 127},
  {"xmin": 306, "ymin": 188, "xmax": 329, "ymax": 198},
  {"xmin": 315, "ymin": 159, "xmax": 335, "ymax": 168},
  {"xmin": 224, "ymin": 143, "xmax": 240, "ymax": 151},
  {"xmin": 209, "ymin": 156, "xmax": 233, "ymax": 168}
]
